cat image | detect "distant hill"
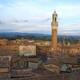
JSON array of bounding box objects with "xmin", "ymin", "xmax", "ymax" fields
[
  {"xmin": 0, "ymin": 32, "xmax": 50, "ymax": 40},
  {"xmin": 0, "ymin": 32, "xmax": 80, "ymax": 44}
]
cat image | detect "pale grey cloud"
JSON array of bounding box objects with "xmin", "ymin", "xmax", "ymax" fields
[{"xmin": 0, "ymin": 0, "xmax": 80, "ymax": 35}]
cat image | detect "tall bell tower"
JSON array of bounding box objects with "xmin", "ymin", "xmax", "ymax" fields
[{"xmin": 51, "ymin": 11, "xmax": 58, "ymax": 50}]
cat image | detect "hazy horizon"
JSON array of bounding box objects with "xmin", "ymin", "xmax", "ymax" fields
[{"xmin": 0, "ymin": 31, "xmax": 80, "ymax": 36}]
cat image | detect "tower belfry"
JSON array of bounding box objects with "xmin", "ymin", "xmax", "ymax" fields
[{"xmin": 51, "ymin": 11, "xmax": 58, "ymax": 50}]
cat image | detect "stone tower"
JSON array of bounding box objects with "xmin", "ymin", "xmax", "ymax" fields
[{"xmin": 51, "ymin": 11, "xmax": 58, "ymax": 50}]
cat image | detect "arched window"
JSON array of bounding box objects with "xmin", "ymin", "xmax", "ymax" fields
[{"xmin": 55, "ymin": 17, "xmax": 56, "ymax": 22}]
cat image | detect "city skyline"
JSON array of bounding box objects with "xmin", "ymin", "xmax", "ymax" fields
[{"xmin": 0, "ymin": 0, "xmax": 80, "ymax": 35}]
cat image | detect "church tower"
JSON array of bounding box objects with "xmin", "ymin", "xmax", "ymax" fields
[{"xmin": 51, "ymin": 11, "xmax": 58, "ymax": 50}]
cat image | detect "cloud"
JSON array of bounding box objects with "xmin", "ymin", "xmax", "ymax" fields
[
  {"xmin": 13, "ymin": 20, "xmax": 29, "ymax": 23},
  {"xmin": 0, "ymin": 0, "xmax": 80, "ymax": 35},
  {"xmin": 0, "ymin": 21, "xmax": 4, "ymax": 24},
  {"xmin": 58, "ymin": 23, "xmax": 80, "ymax": 35},
  {"xmin": 55, "ymin": 5, "xmax": 80, "ymax": 19}
]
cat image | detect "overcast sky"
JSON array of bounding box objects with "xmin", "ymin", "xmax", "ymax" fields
[{"xmin": 0, "ymin": 0, "xmax": 80, "ymax": 35}]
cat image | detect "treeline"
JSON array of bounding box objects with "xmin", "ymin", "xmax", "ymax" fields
[
  {"xmin": 58, "ymin": 36, "xmax": 80, "ymax": 44},
  {"xmin": 0, "ymin": 32, "xmax": 79, "ymax": 44}
]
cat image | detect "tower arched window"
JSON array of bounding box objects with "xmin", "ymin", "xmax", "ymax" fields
[{"xmin": 55, "ymin": 17, "xmax": 56, "ymax": 22}]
